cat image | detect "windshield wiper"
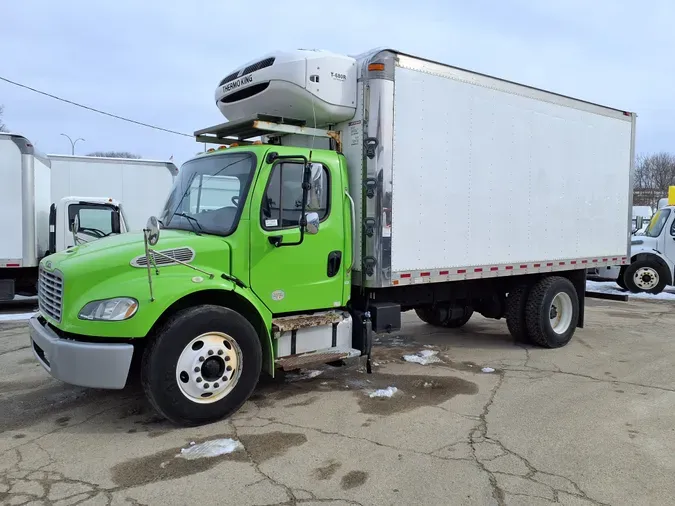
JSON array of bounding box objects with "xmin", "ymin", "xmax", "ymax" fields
[{"xmin": 174, "ymin": 212, "xmax": 203, "ymax": 235}]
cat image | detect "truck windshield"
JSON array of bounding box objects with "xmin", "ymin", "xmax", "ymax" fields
[
  {"xmin": 644, "ymin": 208, "xmax": 670, "ymax": 238},
  {"xmin": 160, "ymin": 152, "xmax": 256, "ymax": 236}
]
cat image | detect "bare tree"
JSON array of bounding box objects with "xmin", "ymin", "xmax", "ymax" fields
[
  {"xmin": 86, "ymin": 151, "xmax": 141, "ymax": 159},
  {"xmin": 633, "ymin": 152, "xmax": 675, "ymax": 209},
  {"xmin": 0, "ymin": 105, "xmax": 7, "ymax": 132}
]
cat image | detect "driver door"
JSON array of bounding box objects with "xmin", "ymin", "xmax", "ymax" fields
[{"xmin": 249, "ymin": 150, "xmax": 347, "ymax": 314}]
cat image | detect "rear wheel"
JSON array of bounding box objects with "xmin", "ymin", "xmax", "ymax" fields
[
  {"xmin": 525, "ymin": 276, "xmax": 579, "ymax": 348},
  {"xmin": 414, "ymin": 305, "xmax": 473, "ymax": 328},
  {"xmin": 505, "ymin": 283, "xmax": 531, "ymax": 342},
  {"xmin": 623, "ymin": 259, "xmax": 668, "ymax": 294},
  {"xmin": 141, "ymin": 305, "xmax": 262, "ymax": 426}
]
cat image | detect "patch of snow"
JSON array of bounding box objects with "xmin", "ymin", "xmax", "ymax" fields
[
  {"xmin": 0, "ymin": 312, "xmax": 36, "ymax": 322},
  {"xmin": 481, "ymin": 367, "xmax": 495, "ymax": 373},
  {"xmin": 403, "ymin": 349, "xmax": 442, "ymax": 365},
  {"xmin": 176, "ymin": 438, "xmax": 243, "ymax": 460},
  {"xmin": 368, "ymin": 386, "xmax": 398, "ymax": 398},
  {"xmin": 586, "ymin": 281, "xmax": 675, "ymax": 301}
]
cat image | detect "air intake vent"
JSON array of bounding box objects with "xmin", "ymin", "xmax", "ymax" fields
[
  {"xmin": 242, "ymin": 57, "xmax": 275, "ymax": 76},
  {"xmin": 130, "ymin": 247, "xmax": 195, "ymax": 268},
  {"xmin": 219, "ymin": 82, "xmax": 270, "ymax": 104},
  {"xmin": 219, "ymin": 71, "xmax": 241, "ymax": 87},
  {"xmin": 218, "ymin": 57, "xmax": 276, "ymax": 88}
]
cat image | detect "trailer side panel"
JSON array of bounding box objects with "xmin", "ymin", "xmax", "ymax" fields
[{"xmin": 389, "ymin": 58, "xmax": 632, "ymax": 278}]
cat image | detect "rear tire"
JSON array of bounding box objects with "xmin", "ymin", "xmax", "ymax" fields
[
  {"xmin": 505, "ymin": 283, "xmax": 531, "ymax": 342},
  {"xmin": 414, "ymin": 305, "xmax": 473, "ymax": 328},
  {"xmin": 623, "ymin": 259, "xmax": 668, "ymax": 294},
  {"xmin": 141, "ymin": 305, "xmax": 262, "ymax": 427},
  {"xmin": 525, "ymin": 276, "xmax": 579, "ymax": 348}
]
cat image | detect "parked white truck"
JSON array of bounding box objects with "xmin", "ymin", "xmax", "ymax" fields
[{"xmin": 0, "ymin": 134, "xmax": 178, "ymax": 299}]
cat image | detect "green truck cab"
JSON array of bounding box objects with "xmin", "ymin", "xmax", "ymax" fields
[
  {"xmin": 30, "ymin": 144, "xmax": 359, "ymax": 425},
  {"xmin": 29, "ymin": 48, "xmax": 633, "ymax": 426}
]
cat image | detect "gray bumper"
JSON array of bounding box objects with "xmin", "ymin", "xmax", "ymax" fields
[{"xmin": 29, "ymin": 315, "xmax": 134, "ymax": 389}]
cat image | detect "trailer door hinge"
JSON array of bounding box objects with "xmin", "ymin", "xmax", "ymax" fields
[
  {"xmin": 364, "ymin": 217, "xmax": 376, "ymax": 237},
  {"xmin": 364, "ymin": 256, "xmax": 377, "ymax": 277},
  {"xmin": 364, "ymin": 137, "xmax": 378, "ymax": 159},
  {"xmin": 364, "ymin": 178, "xmax": 377, "ymax": 199}
]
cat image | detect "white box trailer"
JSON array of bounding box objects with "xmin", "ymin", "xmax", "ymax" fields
[
  {"xmin": 0, "ymin": 133, "xmax": 51, "ymax": 296},
  {"xmin": 47, "ymin": 155, "xmax": 178, "ymax": 231},
  {"xmin": 197, "ymin": 48, "xmax": 633, "ymax": 349}
]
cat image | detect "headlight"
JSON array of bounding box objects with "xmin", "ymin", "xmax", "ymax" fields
[{"xmin": 78, "ymin": 297, "xmax": 139, "ymax": 321}]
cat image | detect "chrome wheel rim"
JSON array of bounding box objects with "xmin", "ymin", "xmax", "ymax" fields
[
  {"xmin": 175, "ymin": 332, "xmax": 243, "ymax": 404},
  {"xmin": 634, "ymin": 267, "xmax": 659, "ymax": 290},
  {"xmin": 549, "ymin": 293, "xmax": 573, "ymax": 335}
]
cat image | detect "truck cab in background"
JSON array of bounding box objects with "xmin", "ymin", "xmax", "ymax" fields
[
  {"xmin": 49, "ymin": 196, "xmax": 127, "ymax": 253},
  {"xmin": 617, "ymin": 205, "xmax": 675, "ymax": 294}
]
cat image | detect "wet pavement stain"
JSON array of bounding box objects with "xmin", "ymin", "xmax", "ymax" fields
[
  {"xmin": 239, "ymin": 432, "xmax": 307, "ymax": 463},
  {"xmin": 313, "ymin": 460, "xmax": 342, "ymax": 480},
  {"xmin": 607, "ymin": 311, "xmax": 645, "ymax": 320},
  {"xmin": 0, "ymin": 378, "xmax": 51, "ymax": 395},
  {"xmin": 355, "ymin": 373, "xmax": 478, "ymax": 416},
  {"xmin": 341, "ymin": 470, "xmax": 369, "ymax": 490},
  {"xmin": 55, "ymin": 416, "xmax": 71, "ymax": 427},
  {"xmin": 283, "ymin": 395, "xmax": 319, "ymax": 408},
  {"xmin": 110, "ymin": 433, "xmax": 246, "ymax": 488}
]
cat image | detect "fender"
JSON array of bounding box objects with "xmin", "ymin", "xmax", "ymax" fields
[{"xmin": 630, "ymin": 248, "xmax": 674, "ymax": 286}]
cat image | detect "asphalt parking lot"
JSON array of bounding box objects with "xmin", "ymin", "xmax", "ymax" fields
[{"xmin": 1, "ymin": 298, "xmax": 674, "ymax": 506}]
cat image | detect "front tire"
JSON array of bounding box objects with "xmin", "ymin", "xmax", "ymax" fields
[
  {"xmin": 623, "ymin": 259, "xmax": 668, "ymax": 294},
  {"xmin": 141, "ymin": 305, "xmax": 262, "ymax": 426},
  {"xmin": 525, "ymin": 276, "xmax": 579, "ymax": 348}
]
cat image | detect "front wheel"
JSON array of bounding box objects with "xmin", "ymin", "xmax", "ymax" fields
[
  {"xmin": 525, "ymin": 276, "xmax": 579, "ymax": 348},
  {"xmin": 141, "ymin": 305, "xmax": 262, "ymax": 426},
  {"xmin": 623, "ymin": 259, "xmax": 668, "ymax": 294}
]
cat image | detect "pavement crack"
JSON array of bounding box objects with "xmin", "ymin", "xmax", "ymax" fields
[{"xmin": 0, "ymin": 345, "xmax": 30, "ymax": 356}]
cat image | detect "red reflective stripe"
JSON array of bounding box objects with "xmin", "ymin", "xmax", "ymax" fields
[
  {"xmin": 602, "ymin": 258, "xmax": 608, "ymax": 262},
  {"xmin": 547, "ymin": 262, "xmax": 553, "ymax": 266},
  {"xmin": 521, "ymin": 264, "xmax": 528, "ymax": 269},
  {"xmin": 490, "ymin": 267, "xmax": 498, "ymax": 271},
  {"xmin": 582, "ymin": 260, "xmax": 588, "ymax": 264},
  {"xmin": 592, "ymin": 259, "xmax": 598, "ymax": 263},
  {"xmin": 474, "ymin": 268, "xmax": 483, "ymax": 273},
  {"xmin": 420, "ymin": 272, "xmax": 430, "ymax": 277},
  {"xmin": 439, "ymin": 270, "xmax": 449, "ymax": 275},
  {"xmin": 400, "ymin": 273, "xmax": 411, "ymax": 278},
  {"xmin": 6, "ymin": 263, "xmax": 20, "ymax": 267},
  {"xmin": 505, "ymin": 266, "xmax": 514, "ymax": 270},
  {"xmin": 571, "ymin": 260, "xmax": 577, "ymax": 265},
  {"xmin": 559, "ymin": 262, "xmax": 565, "ymax": 265},
  {"xmin": 457, "ymin": 269, "xmax": 466, "ymax": 274}
]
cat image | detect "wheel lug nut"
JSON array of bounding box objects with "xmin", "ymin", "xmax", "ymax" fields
[
  {"xmin": 196, "ymin": 377, "xmax": 202, "ymax": 383},
  {"xmin": 222, "ymin": 376, "xmax": 228, "ymax": 381},
  {"xmin": 214, "ymin": 383, "xmax": 219, "ymax": 388},
  {"xmin": 194, "ymin": 367, "xmax": 199, "ymax": 372},
  {"xmin": 218, "ymin": 350, "xmax": 223, "ymax": 355},
  {"xmin": 203, "ymin": 383, "xmax": 210, "ymax": 389},
  {"xmin": 208, "ymin": 350, "xmax": 214, "ymax": 356},
  {"xmin": 226, "ymin": 366, "xmax": 232, "ymax": 372},
  {"xmin": 199, "ymin": 356, "xmax": 205, "ymax": 362},
  {"xmin": 225, "ymin": 356, "xmax": 231, "ymax": 362}
]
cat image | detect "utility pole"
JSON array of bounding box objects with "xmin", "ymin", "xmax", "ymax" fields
[{"xmin": 60, "ymin": 133, "xmax": 84, "ymax": 155}]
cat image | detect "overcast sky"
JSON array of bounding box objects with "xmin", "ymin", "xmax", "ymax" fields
[{"xmin": 1, "ymin": 1, "xmax": 672, "ymax": 166}]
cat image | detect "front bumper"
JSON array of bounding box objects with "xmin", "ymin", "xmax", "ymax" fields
[{"xmin": 29, "ymin": 315, "xmax": 134, "ymax": 389}]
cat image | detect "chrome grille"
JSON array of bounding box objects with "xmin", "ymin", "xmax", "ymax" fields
[
  {"xmin": 131, "ymin": 247, "xmax": 195, "ymax": 268},
  {"xmin": 38, "ymin": 267, "xmax": 63, "ymax": 322}
]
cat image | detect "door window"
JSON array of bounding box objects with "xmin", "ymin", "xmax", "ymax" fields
[
  {"xmin": 69, "ymin": 204, "xmax": 117, "ymax": 238},
  {"xmin": 261, "ymin": 162, "xmax": 329, "ymax": 230}
]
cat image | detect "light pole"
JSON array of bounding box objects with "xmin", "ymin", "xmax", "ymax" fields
[{"xmin": 60, "ymin": 133, "xmax": 84, "ymax": 155}]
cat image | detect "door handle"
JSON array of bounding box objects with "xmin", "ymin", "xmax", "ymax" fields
[{"xmin": 327, "ymin": 251, "xmax": 342, "ymax": 277}]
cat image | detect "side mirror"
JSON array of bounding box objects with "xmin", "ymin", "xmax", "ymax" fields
[
  {"xmin": 72, "ymin": 214, "xmax": 80, "ymax": 244},
  {"xmin": 635, "ymin": 216, "xmax": 644, "ymax": 231},
  {"xmin": 305, "ymin": 212, "xmax": 320, "ymax": 235},
  {"xmin": 144, "ymin": 216, "xmax": 160, "ymax": 246}
]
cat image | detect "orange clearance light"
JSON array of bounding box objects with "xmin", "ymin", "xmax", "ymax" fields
[
  {"xmin": 368, "ymin": 63, "xmax": 385, "ymax": 72},
  {"xmin": 252, "ymin": 140, "xmax": 262, "ymax": 145},
  {"xmin": 207, "ymin": 148, "xmax": 215, "ymax": 152},
  {"xmin": 217, "ymin": 145, "xmax": 227, "ymax": 150},
  {"xmin": 229, "ymin": 142, "xmax": 239, "ymax": 147}
]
